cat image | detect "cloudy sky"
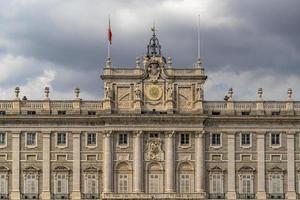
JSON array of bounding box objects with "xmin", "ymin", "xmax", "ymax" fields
[{"xmin": 0, "ymin": 0, "xmax": 300, "ymax": 100}]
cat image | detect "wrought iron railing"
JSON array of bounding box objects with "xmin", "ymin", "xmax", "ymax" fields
[
  {"xmin": 237, "ymin": 193, "xmax": 255, "ymax": 199},
  {"xmin": 208, "ymin": 193, "xmax": 225, "ymax": 199},
  {"xmin": 267, "ymin": 193, "xmax": 285, "ymax": 199},
  {"xmin": 0, "ymin": 194, "xmax": 9, "ymax": 200},
  {"xmin": 21, "ymin": 193, "xmax": 39, "ymax": 199},
  {"xmin": 51, "ymin": 193, "xmax": 70, "ymax": 200},
  {"xmin": 81, "ymin": 193, "xmax": 100, "ymax": 199}
]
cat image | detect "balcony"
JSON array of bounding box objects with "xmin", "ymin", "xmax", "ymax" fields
[
  {"xmin": 21, "ymin": 193, "xmax": 39, "ymax": 199},
  {"xmin": 208, "ymin": 193, "xmax": 225, "ymax": 199},
  {"xmin": 0, "ymin": 194, "xmax": 9, "ymax": 200},
  {"xmin": 81, "ymin": 193, "xmax": 100, "ymax": 199},
  {"xmin": 51, "ymin": 194, "xmax": 70, "ymax": 200},
  {"xmin": 267, "ymin": 193, "xmax": 285, "ymax": 199},
  {"xmin": 237, "ymin": 193, "xmax": 255, "ymax": 199}
]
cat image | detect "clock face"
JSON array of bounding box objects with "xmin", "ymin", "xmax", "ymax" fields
[{"xmin": 145, "ymin": 85, "xmax": 163, "ymax": 101}]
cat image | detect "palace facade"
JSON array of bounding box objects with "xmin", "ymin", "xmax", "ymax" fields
[{"xmin": 0, "ymin": 30, "xmax": 300, "ymax": 200}]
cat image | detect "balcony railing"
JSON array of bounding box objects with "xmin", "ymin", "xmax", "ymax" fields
[
  {"xmin": 0, "ymin": 194, "xmax": 9, "ymax": 200},
  {"xmin": 21, "ymin": 193, "xmax": 39, "ymax": 199},
  {"xmin": 51, "ymin": 194, "xmax": 70, "ymax": 200},
  {"xmin": 237, "ymin": 193, "xmax": 255, "ymax": 199},
  {"xmin": 81, "ymin": 193, "xmax": 100, "ymax": 199},
  {"xmin": 267, "ymin": 193, "xmax": 285, "ymax": 199},
  {"xmin": 208, "ymin": 193, "xmax": 225, "ymax": 199}
]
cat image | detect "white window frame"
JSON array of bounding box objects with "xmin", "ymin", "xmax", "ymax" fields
[
  {"xmin": 240, "ymin": 133, "xmax": 252, "ymax": 148},
  {"xmin": 239, "ymin": 174, "xmax": 254, "ymax": 194},
  {"xmin": 84, "ymin": 173, "xmax": 98, "ymax": 194},
  {"xmin": 117, "ymin": 133, "xmax": 129, "ymax": 148},
  {"xmin": 86, "ymin": 132, "xmax": 97, "ymax": 148},
  {"xmin": 268, "ymin": 173, "xmax": 284, "ymax": 194},
  {"xmin": 179, "ymin": 133, "xmax": 191, "ymax": 148},
  {"xmin": 0, "ymin": 173, "xmax": 8, "ymax": 194},
  {"xmin": 209, "ymin": 173, "xmax": 224, "ymax": 194},
  {"xmin": 269, "ymin": 133, "xmax": 282, "ymax": 148},
  {"xmin": 25, "ymin": 132, "xmax": 37, "ymax": 148},
  {"xmin": 0, "ymin": 132, "xmax": 7, "ymax": 148},
  {"xmin": 179, "ymin": 174, "xmax": 191, "ymax": 193},
  {"xmin": 210, "ymin": 133, "xmax": 222, "ymax": 148},
  {"xmin": 55, "ymin": 132, "xmax": 68, "ymax": 148},
  {"xmin": 148, "ymin": 174, "xmax": 160, "ymax": 193},
  {"xmin": 23, "ymin": 173, "xmax": 39, "ymax": 194},
  {"xmin": 54, "ymin": 173, "xmax": 69, "ymax": 194},
  {"xmin": 117, "ymin": 174, "xmax": 128, "ymax": 193}
]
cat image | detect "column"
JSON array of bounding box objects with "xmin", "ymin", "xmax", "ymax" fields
[
  {"xmin": 227, "ymin": 133, "xmax": 236, "ymax": 199},
  {"xmin": 103, "ymin": 131, "xmax": 113, "ymax": 193},
  {"xmin": 41, "ymin": 132, "xmax": 51, "ymax": 200},
  {"xmin": 133, "ymin": 131, "xmax": 143, "ymax": 192},
  {"xmin": 257, "ymin": 134, "xmax": 267, "ymax": 199},
  {"xmin": 287, "ymin": 133, "xmax": 297, "ymax": 199},
  {"xmin": 11, "ymin": 132, "xmax": 20, "ymax": 200},
  {"xmin": 165, "ymin": 131, "xmax": 175, "ymax": 192},
  {"xmin": 195, "ymin": 131, "xmax": 205, "ymax": 194},
  {"xmin": 72, "ymin": 132, "xmax": 81, "ymax": 200}
]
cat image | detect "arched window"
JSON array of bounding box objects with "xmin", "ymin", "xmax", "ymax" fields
[
  {"xmin": 0, "ymin": 166, "xmax": 9, "ymax": 199},
  {"xmin": 178, "ymin": 162, "xmax": 194, "ymax": 193},
  {"xmin": 268, "ymin": 166, "xmax": 285, "ymax": 199},
  {"xmin": 83, "ymin": 166, "xmax": 100, "ymax": 199},
  {"xmin": 147, "ymin": 162, "xmax": 163, "ymax": 193},
  {"xmin": 208, "ymin": 166, "xmax": 226, "ymax": 199},
  {"xmin": 116, "ymin": 162, "xmax": 132, "ymax": 193},
  {"xmin": 22, "ymin": 166, "xmax": 40, "ymax": 199},
  {"xmin": 237, "ymin": 166, "xmax": 255, "ymax": 199},
  {"xmin": 53, "ymin": 166, "xmax": 70, "ymax": 199}
]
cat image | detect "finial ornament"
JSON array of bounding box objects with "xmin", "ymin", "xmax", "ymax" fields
[
  {"xmin": 44, "ymin": 87, "xmax": 50, "ymax": 100},
  {"xmin": 15, "ymin": 87, "xmax": 20, "ymax": 99},
  {"xmin": 147, "ymin": 25, "xmax": 162, "ymax": 57},
  {"xmin": 75, "ymin": 88, "xmax": 80, "ymax": 99},
  {"xmin": 167, "ymin": 57, "xmax": 172, "ymax": 68},
  {"xmin": 257, "ymin": 88, "xmax": 263, "ymax": 100},
  {"xmin": 287, "ymin": 88, "xmax": 293, "ymax": 100},
  {"xmin": 136, "ymin": 57, "xmax": 140, "ymax": 68},
  {"xmin": 106, "ymin": 57, "xmax": 112, "ymax": 68},
  {"xmin": 228, "ymin": 88, "xmax": 233, "ymax": 100}
]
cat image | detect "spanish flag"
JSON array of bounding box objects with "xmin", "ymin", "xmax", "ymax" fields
[{"xmin": 108, "ymin": 18, "xmax": 112, "ymax": 44}]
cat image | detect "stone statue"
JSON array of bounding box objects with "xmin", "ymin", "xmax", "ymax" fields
[
  {"xmin": 134, "ymin": 83, "xmax": 142, "ymax": 99},
  {"xmin": 196, "ymin": 84, "xmax": 204, "ymax": 100},
  {"xmin": 167, "ymin": 83, "xmax": 173, "ymax": 99},
  {"xmin": 104, "ymin": 83, "xmax": 112, "ymax": 99}
]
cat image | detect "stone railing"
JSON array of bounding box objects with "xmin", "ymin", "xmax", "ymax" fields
[{"xmin": 102, "ymin": 193, "xmax": 205, "ymax": 199}]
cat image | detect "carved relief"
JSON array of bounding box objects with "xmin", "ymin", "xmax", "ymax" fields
[
  {"xmin": 104, "ymin": 82, "xmax": 112, "ymax": 100},
  {"xmin": 117, "ymin": 86, "xmax": 131, "ymax": 109},
  {"xmin": 144, "ymin": 139, "xmax": 164, "ymax": 161},
  {"xmin": 178, "ymin": 87, "xmax": 193, "ymax": 110}
]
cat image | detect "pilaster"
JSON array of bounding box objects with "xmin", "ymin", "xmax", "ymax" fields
[
  {"xmin": 103, "ymin": 131, "xmax": 113, "ymax": 193},
  {"xmin": 133, "ymin": 131, "xmax": 144, "ymax": 192},
  {"xmin": 287, "ymin": 132, "xmax": 297, "ymax": 199},
  {"xmin": 257, "ymin": 133, "xmax": 267, "ymax": 199},
  {"xmin": 11, "ymin": 132, "xmax": 20, "ymax": 200},
  {"xmin": 226, "ymin": 133, "xmax": 236, "ymax": 199},
  {"xmin": 41, "ymin": 132, "xmax": 51, "ymax": 200},
  {"xmin": 71, "ymin": 132, "xmax": 81, "ymax": 200},
  {"xmin": 165, "ymin": 131, "xmax": 175, "ymax": 192},
  {"xmin": 195, "ymin": 131, "xmax": 206, "ymax": 196}
]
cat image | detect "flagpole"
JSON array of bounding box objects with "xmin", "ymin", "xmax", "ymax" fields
[
  {"xmin": 197, "ymin": 14, "xmax": 201, "ymax": 59},
  {"xmin": 108, "ymin": 15, "xmax": 111, "ymax": 59}
]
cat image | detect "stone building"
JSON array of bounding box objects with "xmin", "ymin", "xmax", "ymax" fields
[{"xmin": 0, "ymin": 29, "xmax": 300, "ymax": 200}]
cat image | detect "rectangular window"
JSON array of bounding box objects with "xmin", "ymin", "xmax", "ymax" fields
[
  {"xmin": 0, "ymin": 133, "xmax": 5, "ymax": 145},
  {"xmin": 24, "ymin": 174, "xmax": 37, "ymax": 194},
  {"xmin": 0, "ymin": 111, "xmax": 5, "ymax": 115},
  {"xmin": 27, "ymin": 111, "xmax": 36, "ymax": 115},
  {"xmin": 149, "ymin": 174, "xmax": 160, "ymax": 193},
  {"xmin": 211, "ymin": 133, "xmax": 221, "ymax": 146},
  {"xmin": 87, "ymin": 133, "xmax": 96, "ymax": 146},
  {"xmin": 56, "ymin": 174, "xmax": 67, "ymax": 194},
  {"xmin": 270, "ymin": 174, "xmax": 283, "ymax": 193},
  {"xmin": 241, "ymin": 174, "xmax": 252, "ymax": 194},
  {"xmin": 271, "ymin": 133, "xmax": 280, "ymax": 146},
  {"xmin": 149, "ymin": 133, "xmax": 159, "ymax": 138},
  {"xmin": 211, "ymin": 174, "xmax": 223, "ymax": 193},
  {"xmin": 0, "ymin": 174, "xmax": 7, "ymax": 194},
  {"xmin": 26, "ymin": 132, "xmax": 36, "ymax": 146},
  {"xmin": 57, "ymin": 133, "xmax": 67, "ymax": 145},
  {"xmin": 88, "ymin": 111, "xmax": 96, "ymax": 115},
  {"xmin": 180, "ymin": 133, "xmax": 190, "ymax": 146},
  {"xmin": 241, "ymin": 133, "xmax": 251, "ymax": 146},
  {"xmin": 118, "ymin": 133, "xmax": 128, "ymax": 146},
  {"xmin": 58, "ymin": 110, "xmax": 66, "ymax": 115},
  {"xmin": 118, "ymin": 174, "xmax": 128, "ymax": 193},
  {"xmin": 85, "ymin": 174, "xmax": 98, "ymax": 193},
  {"xmin": 180, "ymin": 174, "xmax": 190, "ymax": 193}
]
